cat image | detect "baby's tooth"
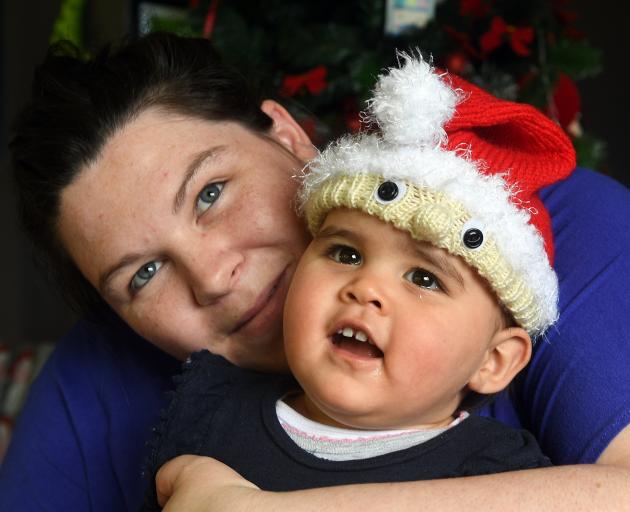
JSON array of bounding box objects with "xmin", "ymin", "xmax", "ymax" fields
[
  {"xmin": 355, "ymin": 331, "xmax": 368, "ymax": 342},
  {"xmin": 342, "ymin": 327, "xmax": 354, "ymax": 337}
]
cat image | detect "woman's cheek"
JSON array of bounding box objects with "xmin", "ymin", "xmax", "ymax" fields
[{"xmin": 117, "ymin": 289, "xmax": 198, "ymax": 358}]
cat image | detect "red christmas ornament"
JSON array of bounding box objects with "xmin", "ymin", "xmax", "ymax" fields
[
  {"xmin": 444, "ymin": 52, "xmax": 469, "ymax": 75},
  {"xmin": 460, "ymin": 0, "xmax": 491, "ymax": 19},
  {"xmin": 552, "ymin": 0, "xmax": 578, "ymax": 25},
  {"xmin": 547, "ymin": 73, "xmax": 581, "ymax": 135},
  {"xmin": 299, "ymin": 117, "xmax": 319, "ymax": 144},
  {"xmin": 443, "ymin": 25, "xmax": 481, "ymax": 59},
  {"xmin": 202, "ymin": 0, "xmax": 220, "ymax": 39},
  {"xmin": 480, "ymin": 16, "xmax": 534, "ymax": 57},
  {"xmin": 342, "ymin": 97, "xmax": 361, "ymax": 134},
  {"xmin": 280, "ymin": 66, "xmax": 328, "ymax": 97},
  {"xmin": 563, "ymin": 26, "xmax": 585, "ymax": 40}
]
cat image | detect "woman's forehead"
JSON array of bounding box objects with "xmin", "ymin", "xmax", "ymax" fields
[{"xmin": 71, "ymin": 110, "xmax": 264, "ymax": 198}]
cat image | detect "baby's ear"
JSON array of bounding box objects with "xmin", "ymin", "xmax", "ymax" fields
[
  {"xmin": 260, "ymin": 100, "xmax": 317, "ymax": 161},
  {"xmin": 467, "ymin": 327, "xmax": 532, "ymax": 395}
]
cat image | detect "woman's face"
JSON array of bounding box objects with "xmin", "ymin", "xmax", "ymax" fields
[{"xmin": 58, "ymin": 105, "xmax": 314, "ymax": 371}]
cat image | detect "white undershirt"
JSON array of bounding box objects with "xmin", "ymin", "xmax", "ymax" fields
[{"xmin": 276, "ymin": 399, "xmax": 469, "ymax": 461}]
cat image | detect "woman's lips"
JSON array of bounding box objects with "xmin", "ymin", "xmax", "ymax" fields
[{"xmin": 229, "ymin": 266, "xmax": 289, "ymax": 338}]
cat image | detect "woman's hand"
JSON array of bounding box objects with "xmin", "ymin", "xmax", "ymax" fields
[{"xmin": 156, "ymin": 455, "xmax": 261, "ymax": 512}]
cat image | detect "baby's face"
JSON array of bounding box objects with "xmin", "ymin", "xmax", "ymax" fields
[{"xmin": 283, "ymin": 209, "xmax": 506, "ymax": 430}]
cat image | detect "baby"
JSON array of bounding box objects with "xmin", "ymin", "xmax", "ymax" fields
[{"xmin": 143, "ymin": 54, "xmax": 575, "ymax": 507}]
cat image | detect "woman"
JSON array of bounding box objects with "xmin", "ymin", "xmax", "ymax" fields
[{"xmin": 1, "ymin": 32, "xmax": 629, "ymax": 511}]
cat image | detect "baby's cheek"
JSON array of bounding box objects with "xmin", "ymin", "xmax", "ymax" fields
[{"xmin": 395, "ymin": 341, "xmax": 451, "ymax": 383}]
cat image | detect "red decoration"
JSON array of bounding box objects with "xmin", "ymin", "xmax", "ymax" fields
[
  {"xmin": 444, "ymin": 52, "xmax": 469, "ymax": 74},
  {"xmin": 443, "ymin": 25, "xmax": 481, "ymax": 59},
  {"xmin": 552, "ymin": 0, "xmax": 578, "ymax": 24},
  {"xmin": 480, "ymin": 16, "xmax": 534, "ymax": 57},
  {"xmin": 342, "ymin": 97, "xmax": 361, "ymax": 133},
  {"xmin": 548, "ymin": 73, "xmax": 581, "ymax": 131},
  {"xmin": 281, "ymin": 66, "xmax": 328, "ymax": 97},
  {"xmin": 202, "ymin": 0, "xmax": 220, "ymax": 39},
  {"xmin": 563, "ymin": 26, "xmax": 584, "ymax": 40},
  {"xmin": 460, "ymin": 0, "xmax": 491, "ymax": 19},
  {"xmin": 299, "ymin": 117, "xmax": 319, "ymax": 144}
]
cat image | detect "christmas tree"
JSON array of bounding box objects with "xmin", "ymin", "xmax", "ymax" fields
[{"xmin": 56, "ymin": 0, "xmax": 605, "ymax": 167}]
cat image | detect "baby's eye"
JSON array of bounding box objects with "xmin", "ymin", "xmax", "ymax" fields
[
  {"xmin": 130, "ymin": 261, "xmax": 163, "ymax": 293},
  {"xmin": 328, "ymin": 245, "xmax": 362, "ymax": 265},
  {"xmin": 195, "ymin": 182, "xmax": 224, "ymax": 215},
  {"xmin": 404, "ymin": 268, "xmax": 442, "ymax": 291}
]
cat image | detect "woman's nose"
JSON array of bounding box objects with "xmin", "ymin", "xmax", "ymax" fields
[
  {"xmin": 339, "ymin": 273, "xmax": 387, "ymax": 312},
  {"xmin": 179, "ymin": 243, "xmax": 244, "ymax": 306}
]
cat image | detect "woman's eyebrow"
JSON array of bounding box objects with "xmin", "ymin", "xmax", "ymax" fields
[
  {"xmin": 172, "ymin": 145, "xmax": 226, "ymax": 214},
  {"xmin": 99, "ymin": 252, "xmax": 144, "ymax": 296}
]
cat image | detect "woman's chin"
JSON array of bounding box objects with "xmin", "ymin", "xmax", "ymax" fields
[{"xmin": 227, "ymin": 342, "xmax": 289, "ymax": 374}]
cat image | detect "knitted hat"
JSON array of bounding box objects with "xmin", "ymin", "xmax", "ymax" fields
[{"xmin": 299, "ymin": 54, "xmax": 576, "ymax": 336}]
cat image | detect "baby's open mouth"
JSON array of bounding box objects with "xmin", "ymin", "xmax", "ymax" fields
[{"xmin": 332, "ymin": 327, "xmax": 384, "ymax": 358}]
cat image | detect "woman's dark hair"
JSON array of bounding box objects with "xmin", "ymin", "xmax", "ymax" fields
[{"xmin": 10, "ymin": 32, "xmax": 273, "ymax": 316}]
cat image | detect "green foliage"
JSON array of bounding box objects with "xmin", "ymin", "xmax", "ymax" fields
[
  {"xmin": 50, "ymin": 0, "xmax": 86, "ymax": 47},
  {"xmin": 573, "ymin": 132, "xmax": 607, "ymax": 171},
  {"xmin": 548, "ymin": 38, "xmax": 602, "ymax": 80}
]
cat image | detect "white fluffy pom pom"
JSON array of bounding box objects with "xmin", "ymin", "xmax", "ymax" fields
[{"xmin": 368, "ymin": 52, "xmax": 462, "ymax": 148}]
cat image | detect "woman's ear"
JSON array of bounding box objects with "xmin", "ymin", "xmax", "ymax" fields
[
  {"xmin": 260, "ymin": 100, "xmax": 317, "ymax": 162},
  {"xmin": 468, "ymin": 327, "xmax": 532, "ymax": 395}
]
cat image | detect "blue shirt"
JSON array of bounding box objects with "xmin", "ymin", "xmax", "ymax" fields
[{"xmin": 2, "ymin": 168, "xmax": 630, "ymax": 511}]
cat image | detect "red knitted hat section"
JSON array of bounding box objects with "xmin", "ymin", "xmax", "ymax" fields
[{"xmin": 444, "ymin": 73, "xmax": 576, "ymax": 264}]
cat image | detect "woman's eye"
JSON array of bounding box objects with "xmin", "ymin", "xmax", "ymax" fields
[
  {"xmin": 195, "ymin": 182, "xmax": 224, "ymax": 215},
  {"xmin": 130, "ymin": 261, "xmax": 163, "ymax": 292},
  {"xmin": 404, "ymin": 268, "xmax": 442, "ymax": 291},
  {"xmin": 329, "ymin": 245, "xmax": 362, "ymax": 265}
]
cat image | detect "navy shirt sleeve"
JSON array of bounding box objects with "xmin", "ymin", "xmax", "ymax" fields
[
  {"xmin": 484, "ymin": 168, "xmax": 630, "ymax": 464},
  {"xmin": 0, "ymin": 317, "xmax": 178, "ymax": 512}
]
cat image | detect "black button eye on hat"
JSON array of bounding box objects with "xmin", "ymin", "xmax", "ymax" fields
[
  {"xmin": 463, "ymin": 228, "xmax": 484, "ymax": 249},
  {"xmin": 377, "ymin": 181, "xmax": 399, "ymax": 201}
]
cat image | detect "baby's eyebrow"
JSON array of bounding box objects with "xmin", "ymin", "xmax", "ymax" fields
[
  {"xmin": 315, "ymin": 225, "xmax": 359, "ymax": 243},
  {"xmin": 409, "ymin": 242, "xmax": 465, "ymax": 289}
]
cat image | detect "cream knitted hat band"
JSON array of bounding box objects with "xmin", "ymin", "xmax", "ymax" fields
[{"xmin": 304, "ymin": 173, "xmax": 554, "ymax": 336}]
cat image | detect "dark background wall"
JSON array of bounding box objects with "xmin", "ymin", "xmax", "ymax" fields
[
  {"xmin": 1, "ymin": 0, "xmax": 74, "ymax": 346},
  {"xmin": 573, "ymin": 0, "xmax": 629, "ymax": 183},
  {"xmin": 1, "ymin": 0, "xmax": 628, "ymax": 347},
  {"xmin": 0, "ymin": 0, "xmax": 129, "ymax": 345}
]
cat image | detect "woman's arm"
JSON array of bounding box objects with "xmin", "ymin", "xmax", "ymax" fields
[
  {"xmin": 598, "ymin": 424, "xmax": 630, "ymax": 467},
  {"xmin": 157, "ymin": 447, "xmax": 630, "ymax": 512}
]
